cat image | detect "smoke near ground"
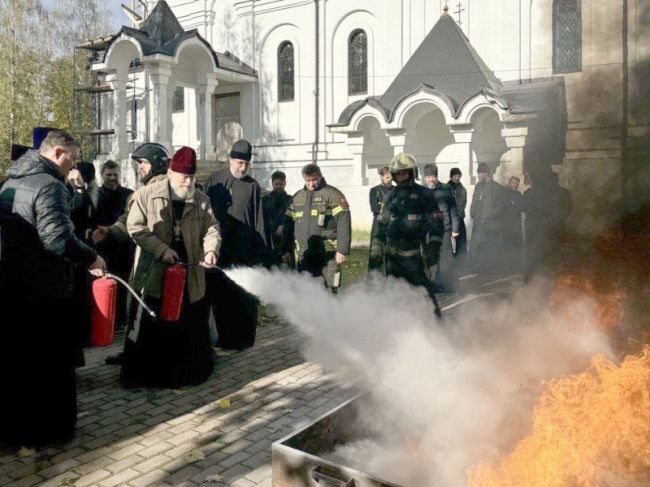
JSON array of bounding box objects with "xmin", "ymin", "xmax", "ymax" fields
[{"xmin": 226, "ymin": 268, "xmax": 613, "ymax": 486}]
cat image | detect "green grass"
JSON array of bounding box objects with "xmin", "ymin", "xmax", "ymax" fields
[
  {"xmin": 341, "ymin": 247, "xmax": 369, "ymax": 288},
  {"xmin": 352, "ymin": 229, "xmax": 371, "ymax": 243}
]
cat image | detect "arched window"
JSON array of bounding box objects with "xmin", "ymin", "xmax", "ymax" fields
[
  {"xmin": 553, "ymin": 0, "xmax": 582, "ymax": 74},
  {"xmin": 348, "ymin": 29, "xmax": 368, "ymax": 95},
  {"xmin": 278, "ymin": 41, "xmax": 294, "ymax": 102}
]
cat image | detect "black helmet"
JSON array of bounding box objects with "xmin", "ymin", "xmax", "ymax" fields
[{"xmin": 132, "ymin": 143, "xmax": 169, "ymax": 180}]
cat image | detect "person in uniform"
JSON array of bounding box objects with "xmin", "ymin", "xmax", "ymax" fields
[
  {"xmin": 204, "ymin": 139, "xmax": 266, "ymax": 267},
  {"xmin": 423, "ymin": 163, "xmax": 460, "ymax": 292},
  {"xmin": 368, "ymin": 166, "xmax": 393, "ymax": 273},
  {"xmin": 379, "ymin": 153, "xmax": 442, "ymax": 316},
  {"xmin": 262, "ymin": 170, "xmax": 293, "ymax": 266},
  {"xmin": 122, "ymin": 147, "xmax": 221, "ymax": 388},
  {"xmin": 469, "ymin": 162, "xmax": 506, "ymax": 275},
  {"xmin": 285, "ymin": 164, "xmax": 351, "ymax": 292}
]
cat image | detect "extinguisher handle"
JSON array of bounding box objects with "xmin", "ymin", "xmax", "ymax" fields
[{"xmin": 104, "ymin": 272, "xmax": 157, "ymax": 318}]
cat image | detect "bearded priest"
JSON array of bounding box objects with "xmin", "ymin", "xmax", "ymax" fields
[{"xmin": 122, "ymin": 146, "xmax": 221, "ymax": 388}]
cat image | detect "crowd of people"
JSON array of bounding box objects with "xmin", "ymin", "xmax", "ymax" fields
[{"xmin": 0, "ymin": 127, "xmax": 571, "ymax": 446}]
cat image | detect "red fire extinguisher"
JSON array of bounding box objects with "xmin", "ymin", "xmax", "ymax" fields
[
  {"xmin": 90, "ymin": 277, "xmax": 117, "ymax": 347},
  {"xmin": 90, "ymin": 273, "xmax": 156, "ymax": 347},
  {"xmin": 160, "ymin": 263, "xmax": 186, "ymax": 321}
]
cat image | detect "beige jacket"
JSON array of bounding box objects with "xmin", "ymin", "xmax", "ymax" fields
[{"xmin": 127, "ymin": 178, "xmax": 221, "ymax": 303}]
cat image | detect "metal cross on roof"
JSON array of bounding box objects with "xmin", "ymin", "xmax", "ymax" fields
[{"xmin": 454, "ymin": 1, "xmax": 465, "ymax": 26}]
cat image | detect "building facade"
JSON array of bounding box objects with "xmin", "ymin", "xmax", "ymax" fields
[{"xmin": 94, "ymin": 0, "xmax": 650, "ymax": 233}]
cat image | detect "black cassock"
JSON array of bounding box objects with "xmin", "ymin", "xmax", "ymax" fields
[
  {"xmin": 204, "ymin": 168, "xmax": 262, "ymax": 350},
  {"xmin": 204, "ymin": 168, "xmax": 267, "ymax": 267},
  {"xmin": 121, "ymin": 201, "xmax": 213, "ymax": 388}
]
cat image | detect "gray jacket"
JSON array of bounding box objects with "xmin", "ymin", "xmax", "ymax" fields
[{"xmin": 0, "ymin": 150, "xmax": 97, "ymax": 299}]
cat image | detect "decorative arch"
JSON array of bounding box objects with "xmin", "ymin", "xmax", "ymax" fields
[
  {"xmin": 172, "ymin": 36, "xmax": 219, "ymax": 72},
  {"xmin": 390, "ymin": 90, "xmax": 456, "ymax": 128},
  {"xmin": 278, "ymin": 41, "xmax": 295, "ymax": 102},
  {"xmin": 101, "ymin": 35, "xmax": 144, "ymax": 71},
  {"xmin": 348, "ymin": 29, "xmax": 367, "ymax": 95},
  {"xmin": 456, "ymin": 91, "xmax": 509, "ymax": 125},
  {"xmin": 553, "ymin": 0, "xmax": 582, "ymax": 74}
]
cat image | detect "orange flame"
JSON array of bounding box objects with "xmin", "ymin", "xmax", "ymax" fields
[{"xmin": 468, "ymin": 347, "xmax": 650, "ymax": 486}]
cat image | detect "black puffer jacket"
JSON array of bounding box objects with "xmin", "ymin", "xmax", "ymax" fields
[{"xmin": 0, "ymin": 150, "xmax": 97, "ymax": 299}]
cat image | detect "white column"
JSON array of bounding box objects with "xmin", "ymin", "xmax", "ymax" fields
[
  {"xmin": 386, "ymin": 129, "xmax": 407, "ymax": 155},
  {"xmin": 347, "ymin": 131, "xmax": 367, "ymax": 186},
  {"xmin": 106, "ymin": 71, "xmax": 129, "ymax": 160},
  {"xmin": 499, "ymin": 124, "xmax": 528, "ymax": 184},
  {"xmin": 449, "ymin": 125, "xmax": 475, "ymax": 184},
  {"xmin": 196, "ymin": 77, "xmax": 218, "ymax": 160},
  {"xmin": 149, "ymin": 64, "xmax": 173, "ymax": 152}
]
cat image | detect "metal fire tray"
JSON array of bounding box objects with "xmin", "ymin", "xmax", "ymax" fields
[{"xmin": 272, "ymin": 397, "xmax": 404, "ymax": 487}]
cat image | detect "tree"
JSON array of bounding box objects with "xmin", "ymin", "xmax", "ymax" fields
[{"xmin": 0, "ymin": 0, "xmax": 49, "ymax": 174}]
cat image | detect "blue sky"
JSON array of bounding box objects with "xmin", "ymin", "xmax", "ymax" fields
[{"xmin": 42, "ymin": 0, "xmax": 131, "ymax": 31}]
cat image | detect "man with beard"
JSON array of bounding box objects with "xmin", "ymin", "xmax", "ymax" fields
[
  {"xmin": 368, "ymin": 166, "xmax": 393, "ymax": 273},
  {"xmin": 379, "ymin": 153, "xmax": 442, "ymax": 316},
  {"xmin": 94, "ymin": 143, "xmax": 170, "ymax": 365},
  {"xmin": 204, "ymin": 139, "xmax": 266, "ymax": 267},
  {"xmin": 121, "ymin": 147, "xmax": 221, "ymax": 387},
  {"xmin": 262, "ymin": 171, "xmax": 293, "ymax": 266},
  {"xmin": 423, "ymin": 164, "xmax": 460, "ymax": 293},
  {"xmin": 285, "ymin": 164, "xmax": 351, "ymax": 292},
  {"xmin": 0, "ymin": 130, "xmax": 106, "ymax": 445},
  {"xmin": 469, "ymin": 162, "xmax": 506, "ymax": 275},
  {"xmin": 94, "ymin": 161, "xmax": 134, "ymax": 328}
]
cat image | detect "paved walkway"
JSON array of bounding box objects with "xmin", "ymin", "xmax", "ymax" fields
[
  {"xmin": 0, "ymin": 275, "xmax": 517, "ymax": 487},
  {"xmin": 0, "ymin": 319, "xmax": 357, "ymax": 487}
]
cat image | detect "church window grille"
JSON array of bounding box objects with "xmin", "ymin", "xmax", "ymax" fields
[
  {"xmin": 278, "ymin": 41, "xmax": 295, "ymax": 102},
  {"xmin": 173, "ymin": 86, "xmax": 185, "ymax": 113},
  {"xmin": 553, "ymin": 0, "xmax": 582, "ymax": 74},
  {"xmin": 348, "ymin": 29, "xmax": 368, "ymax": 95}
]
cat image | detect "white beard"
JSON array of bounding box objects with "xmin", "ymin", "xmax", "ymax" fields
[{"xmin": 170, "ymin": 183, "xmax": 194, "ymax": 201}]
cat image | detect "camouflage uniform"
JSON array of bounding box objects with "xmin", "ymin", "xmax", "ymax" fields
[{"xmin": 285, "ymin": 179, "xmax": 352, "ymax": 291}]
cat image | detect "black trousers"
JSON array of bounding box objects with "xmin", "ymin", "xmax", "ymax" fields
[
  {"xmin": 433, "ymin": 232, "xmax": 459, "ymax": 292},
  {"xmin": 386, "ymin": 254, "xmax": 440, "ymax": 311},
  {"xmin": 0, "ymin": 296, "xmax": 77, "ymax": 445}
]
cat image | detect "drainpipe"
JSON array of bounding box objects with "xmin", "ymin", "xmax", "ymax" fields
[
  {"xmin": 621, "ymin": 0, "xmax": 629, "ymax": 210},
  {"xmin": 312, "ymin": 0, "xmax": 320, "ymax": 164},
  {"xmin": 529, "ymin": 0, "xmax": 534, "ymax": 82}
]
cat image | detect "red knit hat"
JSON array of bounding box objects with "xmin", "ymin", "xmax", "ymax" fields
[{"xmin": 170, "ymin": 146, "xmax": 197, "ymax": 175}]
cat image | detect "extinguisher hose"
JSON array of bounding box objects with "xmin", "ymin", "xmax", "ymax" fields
[{"xmin": 105, "ymin": 272, "xmax": 157, "ymax": 318}]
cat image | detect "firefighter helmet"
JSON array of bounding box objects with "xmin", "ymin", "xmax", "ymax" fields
[{"xmin": 389, "ymin": 152, "xmax": 419, "ymax": 180}]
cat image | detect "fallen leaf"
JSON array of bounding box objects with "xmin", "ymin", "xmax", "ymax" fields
[
  {"xmin": 18, "ymin": 447, "xmax": 36, "ymax": 458},
  {"xmin": 216, "ymin": 398, "xmax": 231, "ymax": 409}
]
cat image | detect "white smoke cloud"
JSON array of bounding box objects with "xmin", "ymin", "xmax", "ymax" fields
[{"xmin": 226, "ymin": 268, "xmax": 612, "ymax": 486}]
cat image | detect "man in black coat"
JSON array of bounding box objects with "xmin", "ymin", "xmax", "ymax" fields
[
  {"xmin": 0, "ymin": 130, "xmax": 106, "ymax": 445},
  {"xmin": 504, "ymin": 176, "xmax": 524, "ymax": 271},
  {"xmin": 204, "ymin": 139, "xmax": 265, "ymax": 349},
  {"xmin": 368, "ymin": 166, "xmax": 393, "ymax": 272},
  {"xmin": 448, "ymin": 167, "xmax": 468, "ymax": 262},
  {"xmin": 95, "ymin": 160, "xmax": 134, "ymax": 329},
  {"xmin": 262, "ymin": 170, "xmax": 293, "ymax": 266},
  {"xmin": 423, "ymin": 164, "xmax": 460, "ymax": 292},
  {"xmin": 469, "ymin": 162, "xmax": 506, "ymax": 275},
  {"xmin": 522, "ymin": 170, "xmax": 572, "ymax": 280},
  {"xmin": 205, "ymin": 139, "xmax": 266, "ymax": 267}
]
